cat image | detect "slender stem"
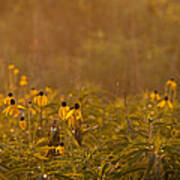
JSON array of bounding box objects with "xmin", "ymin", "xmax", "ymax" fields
[
  {"xmin": 28, "ymin": 107, "xmax": 31, "ymax": 145},
  {"xmin": 40, "ymin": 106, "xmax": 43, "ymax": 136}
]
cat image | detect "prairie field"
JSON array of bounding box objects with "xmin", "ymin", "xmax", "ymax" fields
[
  {"xmin": 0, "ymin": 65, "xmax": 179, "ymax": 180},
  {"xmin": 0, "ymin": 1, "xmax": 180, "ymax": 180}
]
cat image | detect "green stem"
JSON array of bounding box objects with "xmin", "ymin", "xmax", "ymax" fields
[{"xmin": 28, "ymin": 108, "xmax": 31, "ymax": 145}]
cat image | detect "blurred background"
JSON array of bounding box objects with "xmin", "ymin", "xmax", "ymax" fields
[{"xmin": 0, "ymin": 0, "xmax": 179, "ymax": 95}]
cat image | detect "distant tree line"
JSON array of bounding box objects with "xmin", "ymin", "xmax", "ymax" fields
[{"xmin": 0, "ymin": 0, "xmax": 179, "ymax": 95}]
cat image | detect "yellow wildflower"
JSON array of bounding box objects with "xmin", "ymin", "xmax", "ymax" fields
[
  {"xmin": 8, "ymin": 64, "xmax": 15, "ymax": 70},
  {"xmin": 19, "ymin": 117, "xmax": 26, "ymax": 130},
  {"xmin": 56, "ymin": 143, "xmax": 65, "ymax": 155},
  {"xmin": 45, "ymin": 86, "xmax": 53, "ymax": 93},
  {"xmin": 21, "ymin": 75, "xmax": 27, "ymax": 80},
  {"xmin": 3, "ymin": 99, "xmax": 20, "ymax": 118},
  {"xmin": 4, "ymin": 93, "xmax": 14, "ymax": 105},
  {"xmin": 33, "ymin": 95, "xmax": 38, "ymax": 104},
  {"xmin": 165, "ymin": 78, "xmax": 177, "ymax": 101},
  {"xmin": 19, "ymin": 75, "xmax": 28, "ymax": 86},
  {"xmin": 37, "ymin": 91, "xmax": 48, "ymax": 107},
  {"xmin": 30, "ymin": 88, "xmax": 38, "ymax": 96},
  {"xmin": 58, "ymin": 101, "xmax": 70, "ymax": 120},
  {"xmin": 150, "ymin": 90, "xmax": 160, "ymax": 102},
  {"xmin": 66, "ymin": 103, "xmax": 83, "ymax": 128},
  {"xmin": 20, "ymin": 80, "xmax": 28, "ymax": 86},
  {"xmin": 13, "ymin": 68, "xmax": 19, "ymax": 75},
  {"xmin": 166, "ymin": 78, "xmax": 177, "ymax": 91},
  {"xmin": 157, "ymin": 96, "xmax": 173, "ymax": 109}
]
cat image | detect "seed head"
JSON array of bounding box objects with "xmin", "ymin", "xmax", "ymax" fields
[
  {"xmin": 74, "ymin": 103, "xmax": 80, "ymax": 109},
  {"xmin": 20, "ymin": 117, "xmax": 25, "ymax": 121},
  {"xmin": 8, "ymin": 92, "xmax": 13, "ymax": 97},
  {"xmin": 10, "ymin": 99, "xmax": 15, "ymax": 105},
  {"xmin": 39, "ymin": 91, "xmax": 44, "ymax": 96},
  {"xmin": 60, "ymin": 142, "xmax": 64, "ymax": 147},
  {"xmin": 61, "ymin": 101, "xmax": 67, "ymax": 107},
  {"xmin": 154, "ymin": 90, "xmax": 158, "ymax": 94}
]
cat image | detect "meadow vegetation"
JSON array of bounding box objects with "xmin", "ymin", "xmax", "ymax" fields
[{"xmin": 0, "ymin": 65, "xmax": 179, "ymax": 180}]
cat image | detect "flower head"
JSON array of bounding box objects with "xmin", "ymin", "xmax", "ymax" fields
[
  {"xmin": 21, "ymin": 75, "xmax": 27, "ymax": 80},
  {"xmin": 154, "ymin": 90, "xmax": 158, "ymax": 94},
  {"xmin": 39, "ymin": 91, "xmax": 44, "ymax": 96},
  {"xmin": 157, "ymin": 96, "xmax": 173, "ymax": 109},
  {"xmin": 62, "ymin": 101, "xmax": 67, "ymax": 107},
  {"xmin": 8, "ymin": 64, "xmax": 15, "ymax": 70},
  {"xmin": 14, "ymin": 68, "xmax": 19, "ymax": 75},
  {"xmin": 165, "ymin": 96, "xmax": 168, "ymax": 101},
  {"xmin": 8, "ymin": 92, "xmax": 13, "ymax": 97},
  {"xmin": 37, "ymin": 91, "xmax": 48, "ymax": 107},
  {"xmin": 58, "ymin": 101, "xmax": 69, "ymax": 120},
  {"xmin": 56, "ymin": 142, "xmax": 65, "ymax": 155},
  {"xmin": 10, "ymin": 99, "xmax": 15, "ymax": 105},
  {"xmin": 74, "ymin": 103, "xmax": 80, "ymax": 109},
  {"xmin": 60, "ymin": 142, "xmax": 64, "ymax": 147},
  {"xmin": 30, "ymin": 88, "xmax": 38, "ymax": 96},
  {"xmin": 20, "ymin": 116, "xmax": 25, "ymax": 121},
  {"xmin": 20, "ymin": 80, "xmax": 28, "ymax": 86},
  {"xmin": 45, "ymin": 86, "xmax": 52, "ymax": 93}
]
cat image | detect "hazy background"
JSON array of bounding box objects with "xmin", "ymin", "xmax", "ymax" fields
[{"xmin": 0, "ymin": 0, "xmax": 179, "ymax": 95}]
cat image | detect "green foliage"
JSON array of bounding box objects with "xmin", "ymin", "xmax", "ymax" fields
[{"xmin": 0, "ymin": 87, "xmax": 179, "ymax": 179}]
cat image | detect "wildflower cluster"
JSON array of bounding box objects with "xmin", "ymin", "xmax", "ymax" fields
[
  {"xmin": 149, "ymin": 78, "xmax": 177, "ymax": 109},
  {"xmin": 0, "ymin": 64, "xmax": 179, "ymax": 179}
]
